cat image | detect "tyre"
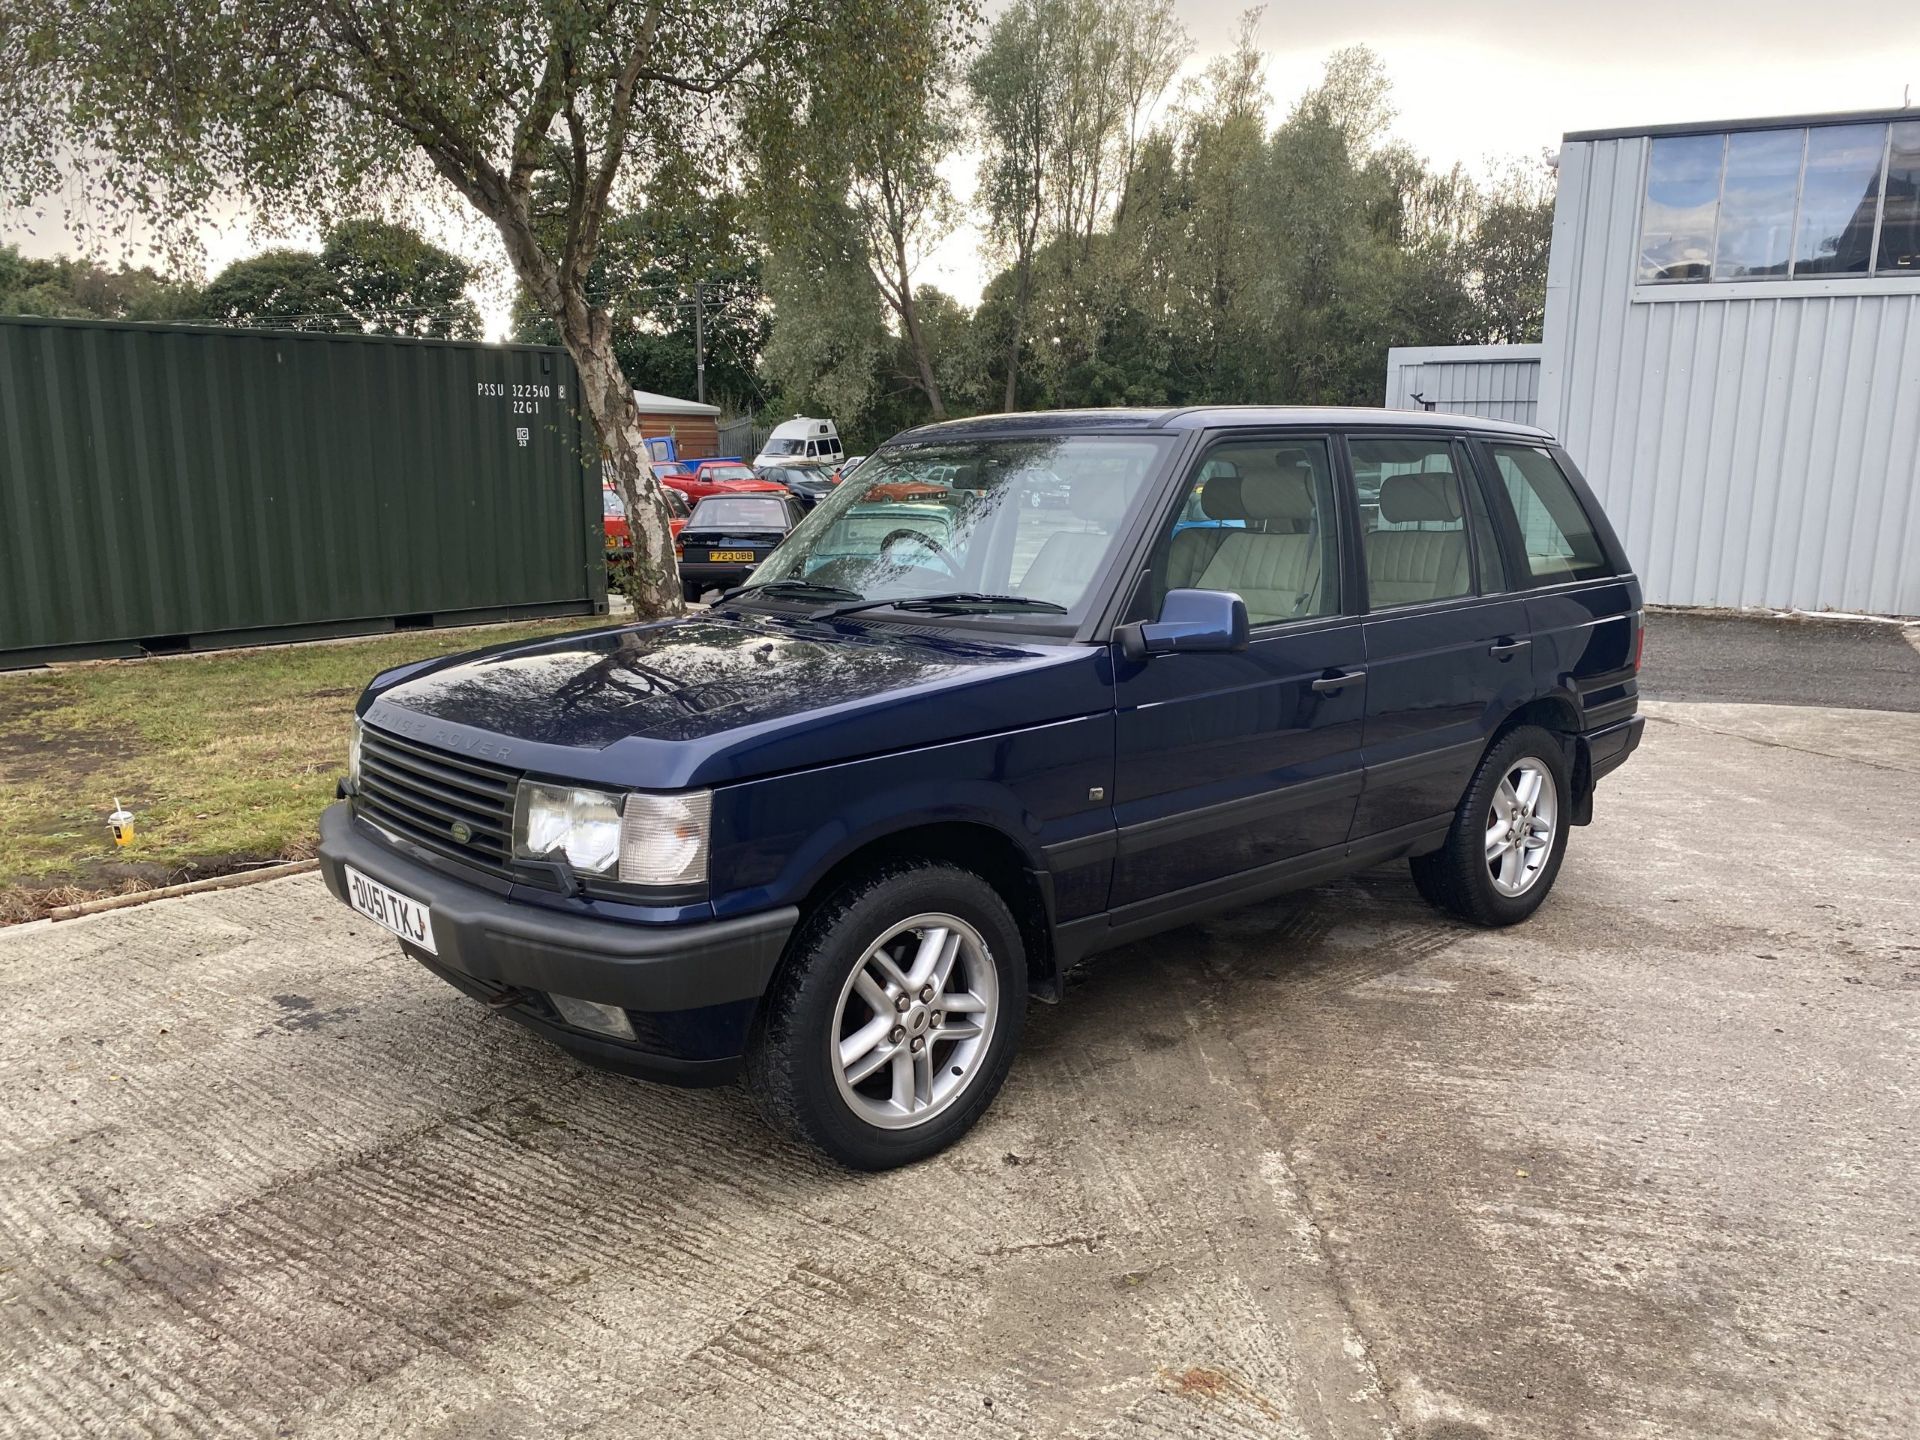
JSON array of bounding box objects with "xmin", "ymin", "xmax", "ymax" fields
[
  {"xmin": 682, "ymin": 580, "xmax": 704, "ymax": 603},
  {"xmin": 746, "ymin": 862, "xmax": 1027, "ymax": 1170},
  {"xmin": 1409, "ymin": 724, "xmax": 1571, "ymax": 927}
]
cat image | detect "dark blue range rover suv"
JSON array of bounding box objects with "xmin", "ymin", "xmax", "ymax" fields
[{"xmin": 319, "ymin": 408, "xmax": 1644, "ymax": 1168}]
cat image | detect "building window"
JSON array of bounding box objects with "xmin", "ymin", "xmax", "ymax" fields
[
  {"xmin": 1883, "ymin": 122, "xmax": 1920, "ymax": 274},
  {"xmin": 1639, "ymin": 134, "xmax": 1724, "ymax": 281},
  {"xmin": 1637, "ymin": 119, "xmax": 1920, "ymax": 284},
  {"xmin": 1794, "ymin": 124, "xmax": 1885, "ymax": 276},
  {"xmin": 1714, "ymin": 130, "xmax": 1801, "ymax": 279}
]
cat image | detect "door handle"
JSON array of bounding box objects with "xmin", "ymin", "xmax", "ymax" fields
[
  {"xmin": 1489, "ymin": 638, "xmax": 1532, "ymax": 659},
  {"xmin": 1311, "ymin": 669, "xmax": 1365, "ymax": 694}
]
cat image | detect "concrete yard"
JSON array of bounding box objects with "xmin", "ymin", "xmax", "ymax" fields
[{"xmin": 2, "ymin": 624, "xmax": 1917, "ymax": 1438}]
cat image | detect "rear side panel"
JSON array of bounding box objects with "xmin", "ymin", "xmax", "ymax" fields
[{"xmin": 1527, "ymin": 580, "xmax": 1643, "ymax": 731}]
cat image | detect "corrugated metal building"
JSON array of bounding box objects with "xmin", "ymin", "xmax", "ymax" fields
[
  {"xmin": 1384, "ymin": 344, "xmax": 1543, "ymax": 425},
  {"xmin": 1539, "ymin": 106, "xmax": 1920, "ymax": 617}
]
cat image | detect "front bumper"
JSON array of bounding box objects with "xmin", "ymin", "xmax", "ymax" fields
[{"xmin": 316, "ymin": 803, "xmax": 798, "ymax": 1084}]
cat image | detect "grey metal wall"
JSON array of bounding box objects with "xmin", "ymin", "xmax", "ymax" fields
[
  {"xmin": 0, "ymin": 318, "xmax": 607, "ymax": 665},
  {"xmin": 1384, "ymin": 345, "xmax": 1543, "ymax": 425},
  {"xmin": 1538, "ymin": 136, "xmax": 1920, "ymax": 617}
]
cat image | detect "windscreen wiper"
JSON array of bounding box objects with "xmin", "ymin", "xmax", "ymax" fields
[
  {"xmin": 716, "ymin": 578, "xmax": 864, "ymax": 604},
  {"xmin": 809, "ymin": 592, "xmax": 1070, "ymax": 620}
]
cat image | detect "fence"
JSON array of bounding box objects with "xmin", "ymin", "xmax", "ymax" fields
[
  {"xmin": 717, "ymin": 415, "xmax": 772, "ymax": 462},
  {"xmin": 1, "ymin": 316, "xmax": 607, "ymax": 668}
]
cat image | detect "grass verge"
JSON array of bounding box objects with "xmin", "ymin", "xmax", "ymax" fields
[{"xmin": 0, "ymin": 620, "xmax": 591, "ymax": 923}]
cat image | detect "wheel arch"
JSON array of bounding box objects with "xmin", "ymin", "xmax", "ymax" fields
[
  {"xmin": 796, "ymin": 820, "xmax": 1059, "ymax": 1002},
  {"xmin": 1491, "ymin": 692, "xmax": 1592, "ymax": 823}
]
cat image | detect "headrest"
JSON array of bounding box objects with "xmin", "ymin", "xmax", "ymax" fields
[
  {"xmin": 1198, "ymin": 474, "xmax": 1245, "ymax": 521},
  {"xmin": 1241, "ymin": 464, "xmax": 1318, "ymax": 522},
  {"xmin": 1068, "ymin": 476, "xmax": 1128, "ymax": 526},
  {"xmin": 1379, "ymin": 472, "xmax": 1462, "ymax": 524}
]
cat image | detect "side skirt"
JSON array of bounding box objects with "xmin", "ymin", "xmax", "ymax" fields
[{"xmin": 1052, "ymin": 816, "xmax": 1452, "ymax": 970}]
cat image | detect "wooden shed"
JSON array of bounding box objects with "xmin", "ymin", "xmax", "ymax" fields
[{"xmin": 632, "ymin": 388, "xmax": 723, "ymax": 459}]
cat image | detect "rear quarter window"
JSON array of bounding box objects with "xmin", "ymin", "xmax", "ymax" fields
[{"xmin": 1487, "ymin": 445, "xmax": 1613, "ymax": 585}]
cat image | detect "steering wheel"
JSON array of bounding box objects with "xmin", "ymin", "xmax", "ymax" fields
[{"xmin": 879, "ymin": 528, "xmax": 960, "ymax": 577}]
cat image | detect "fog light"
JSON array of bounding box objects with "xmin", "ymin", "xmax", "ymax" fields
[{"xmin": 548, "ymin": 993, "xmax": 636, "ymax": 1040}]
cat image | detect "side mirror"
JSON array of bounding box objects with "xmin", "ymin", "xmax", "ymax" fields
[{"xmin": 1117, "ymin": 589, "xmax": 1250, "ymax": 661}]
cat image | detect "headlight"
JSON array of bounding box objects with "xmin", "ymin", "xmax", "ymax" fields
[
  {"xmin": 514, "ymin": 783, "xmax": 625, "ymax": 874},
  {"xmin": 512, "ymin": 783, "xmax": 710, "ymax": 887},
  {"xmin": 347, "ymin": 719, "xmax": 364, "ymax": 789}
]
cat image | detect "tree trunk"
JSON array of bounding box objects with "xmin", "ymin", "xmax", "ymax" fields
[
  {"xmin": 1002, "ymin": 257, "xmax": 1031, "ymax": 412},
  {"xmin": 562, "ymin": 307, "xmax": 685, "ymax": 620},
  {"xmin": 897, "ymin": 283, "xmax": 946, "ymax": 420},
  {"xmin": 883, "ymin": 210, "xmax": 945, "ymax": 421}
]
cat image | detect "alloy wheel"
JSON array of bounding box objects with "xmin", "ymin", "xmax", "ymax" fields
[
  {"xmin": 830, "ymin": 912, "xmax": 999, "ymax": 1130},
  {"xmin": 1485, "ymin": 757, "xmax": 1558, "ymax": 897}
]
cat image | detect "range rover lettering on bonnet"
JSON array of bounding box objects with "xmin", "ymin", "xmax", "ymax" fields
[{"xmin": 368, "ymin": 703, "xmax": 516, "ymax": 763}]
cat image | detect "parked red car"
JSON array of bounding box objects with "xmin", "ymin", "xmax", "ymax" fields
[
  {"xmin": 663, "ymin": 459, "xmax": 787, "ymax": 504},
  {"xmin": 603, "ymin": 481, "xmax": 689, "ymax": 556}
]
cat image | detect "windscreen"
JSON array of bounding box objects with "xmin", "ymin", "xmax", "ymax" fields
[{"xmin": 748, "ymin": 435, "xmax": 1172, "ymax": 619}]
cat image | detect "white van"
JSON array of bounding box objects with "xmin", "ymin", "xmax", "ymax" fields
[{"xmin": 753, "ymin": 417, "xmax": 843, "ymax": 467}]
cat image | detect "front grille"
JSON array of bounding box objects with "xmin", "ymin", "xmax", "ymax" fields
[{"xmin": 355, "ymin": 726, "xmax": 520, "ymax": 876}]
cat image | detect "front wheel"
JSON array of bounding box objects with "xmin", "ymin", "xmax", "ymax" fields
[
  {"xmin": 1409, "ymin": 724, "xmax": 1571, "ymax": 926},
  {"xmin": 746, "ymin": 863, "xmax": 1026, "ymax": 1169}
]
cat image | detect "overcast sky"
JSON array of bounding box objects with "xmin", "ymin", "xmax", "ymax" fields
[{"xmin": 5, "ymin": 1, "xmax": 1914, "ymax": 328}]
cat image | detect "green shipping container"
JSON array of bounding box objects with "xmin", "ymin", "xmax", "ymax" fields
[{"xmin": 0, "ymin": 316, "xmax": 607, "ymax": 667}]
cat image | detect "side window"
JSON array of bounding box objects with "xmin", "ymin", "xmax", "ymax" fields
[
  {"xmin": 1347, "ymin": 437, "xmax": 1474, "ymax": 609},
  {"xmin": 1145, "ymin": 438, "xmax": 1340, "ymax": 626},
  {"xmin": 1486, "ymin": 445, "xmax": 1613, "ymax": 585}
]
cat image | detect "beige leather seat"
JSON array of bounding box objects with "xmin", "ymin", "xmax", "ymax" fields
[
  {"xmin": 1365, "ymin": 473, "xmax": 1471, "ymax": 607},
  {"xmin": 1018, "ymin": 478, "xmax": 1127, "ymax": 607},
  {"xmin": 1186, "ymin": 464, "xmax": 1326, "ymax": 622},
  {"xmin": 1164, "ymin": 474, "xmax": 1241, "ymax": 591}
]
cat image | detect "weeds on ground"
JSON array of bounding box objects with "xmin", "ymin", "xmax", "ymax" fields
[{"xmin": 0, "ymin": 619, "xmax": 594, "ymax": 919}]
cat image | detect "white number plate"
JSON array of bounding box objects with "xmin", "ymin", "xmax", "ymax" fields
[{"xmin": 344, "ymin": 864, "xmax": 438, "ymax": 955}]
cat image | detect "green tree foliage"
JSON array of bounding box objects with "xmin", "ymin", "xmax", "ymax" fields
[
  {"xmin": 509, "ymin": 189, "xmax": 770, "ymax": 411},
  {"xmin": 197, "ymin": 222, "xmax": 486, "ymax": 337},
  {"xmin": 1469, "ymin": 156, "xmax": 1557, "ymax": 344},
  {"xmin": 749, "ymin": 0, "xmax": 976, "ymax": 418},
  {"xmin": 2, "ymin": 0, "xmax": 830, "ymax": 618},
  {"xmin": 318, "ymin": 220, "xmax": 483, "ymax": 338},
  {"xmin": 968, "ymin": 0, "xmax": 1188, "ymax": 408},
  {"xmin": 965, "ymin": 31, "xmax": 1557, "ymax": 417},
  {"xmin": 194, "ymin": 249, "xmax": 351, "ymax": 331},
  {"xmin": 0, "ymin": 246, "xmax": 200, "ymax": 322},
  {"xmin": 758, "ymin": 210, "xmax": 891, "ymax": 427}
]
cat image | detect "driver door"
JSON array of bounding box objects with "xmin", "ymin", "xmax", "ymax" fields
[{"xmin": 1107, "ymin": 435, "xmax": 1367, "ymax": 910}]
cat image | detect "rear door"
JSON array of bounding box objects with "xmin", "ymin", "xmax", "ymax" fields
[
  {"xmin": 1108, "ymin": 433, "xmax": 1368, "ymax": 909},
  {"xmin": 1474, "ymin": 439, "xmax": 1641, "ymax": 734},
  {"xmin": 1344, "ymin": 432, "xmax": 1533, "ymax": 843}
]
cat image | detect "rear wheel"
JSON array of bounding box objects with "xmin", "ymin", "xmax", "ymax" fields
[
  {"xmin": 746, "ymin": 862, "xmax": 1026, "ymax": 1169},
  {"xmin": 1409, "ymin": 724, "xmax": 1570, "ymax": 926}
]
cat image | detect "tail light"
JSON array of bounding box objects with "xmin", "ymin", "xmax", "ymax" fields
[
  {"xmin": 674, "ymin": 543, "xmax": 685, "ymax": 559},
  {"xmin": 1632, "ymin": 617, "xmax": 1646, "ymax": 672}
]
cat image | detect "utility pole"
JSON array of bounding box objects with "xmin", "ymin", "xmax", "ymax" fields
[{"xmin": 693, "ymin": 280, "xmax": 706, "ymax": 406}]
